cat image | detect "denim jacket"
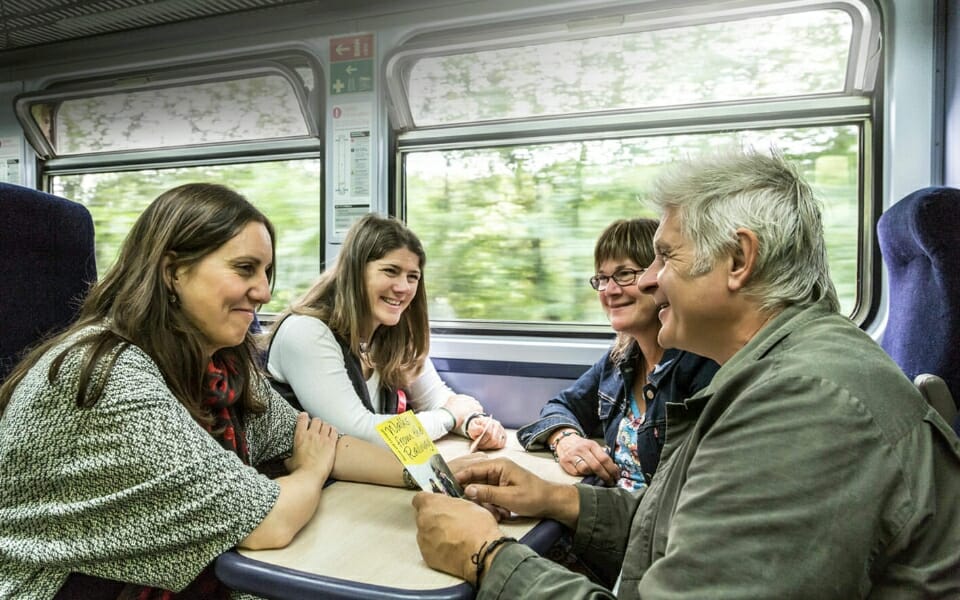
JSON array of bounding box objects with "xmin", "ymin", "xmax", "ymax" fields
[{"xmin": 517, "ymin": 345, "xmax": 718, "ymax": 483}]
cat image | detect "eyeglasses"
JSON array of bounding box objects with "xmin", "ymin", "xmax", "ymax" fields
[{"xmin": 589, "ymin": 268, "xmax": 646, "ymax": 291}]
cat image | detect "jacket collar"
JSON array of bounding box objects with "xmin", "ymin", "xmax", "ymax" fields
[
  {"xmin": 699, "ymin": 296, "xmax": 836, "ymax": 397},
  {"xmin": 619, "ymin": 342, "xmax": 682, "ymax": 387}
]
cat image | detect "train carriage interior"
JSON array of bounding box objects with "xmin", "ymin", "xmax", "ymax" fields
[
  {"xmin": 1, "ymin": 1, "xmax": 960, "ymax": 598},
  {"xmin": 0, "ymin": 0, "xmax": 956, "ymax": 425}
]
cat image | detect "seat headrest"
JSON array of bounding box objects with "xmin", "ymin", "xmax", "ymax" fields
[
  {"xmin": 877, "ymin": 186, "xmax": 960, "ymax": 407},
  {"xmin": 0, "ymin": 183, "xmax": 97, "ymax": 382},
  {"xmin": 878, "ymin": 186, "xmax": 960, "ymax": 267}
]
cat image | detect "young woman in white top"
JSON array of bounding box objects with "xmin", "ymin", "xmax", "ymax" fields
[{"xmin": 267, "ymin": 213, "xmax": 506, "ymax": 449}]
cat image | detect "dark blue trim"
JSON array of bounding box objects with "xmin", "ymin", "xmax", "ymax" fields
[
  {"xmin": 431, "ymin": 358, "xmax": 587, "ymax": 380},
  {"xmin": 215, "ymin": 518, "xmax": 568, "ymax": 599},
  {"xmin": 216, "ymin": 553, "xmax": 473, "ymax": 600}
]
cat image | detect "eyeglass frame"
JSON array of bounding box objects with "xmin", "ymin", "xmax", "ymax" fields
[{"xmin": 589, "ymin": 267, "xmax": 646, "ymax": 291}]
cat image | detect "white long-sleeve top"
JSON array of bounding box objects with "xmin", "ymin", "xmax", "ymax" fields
[{"xmin": 267, "ymin": 313, "xmax": 456, "ymax": 446}]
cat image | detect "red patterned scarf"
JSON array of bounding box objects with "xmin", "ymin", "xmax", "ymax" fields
[{"xmin": 200, "ymin": 357, "xmax": 250, "ymax": 463}]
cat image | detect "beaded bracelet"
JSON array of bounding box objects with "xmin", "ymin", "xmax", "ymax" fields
[
  {"xmin": 471, "ymin": 536, "xmax": 517, "ymax": 585},
  {"xmin": 548, "ymin": 429, "xmax": 581, "ymax": 460}
]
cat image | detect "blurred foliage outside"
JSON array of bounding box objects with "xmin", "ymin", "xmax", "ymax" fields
[
  {"xmin": 50, "ymin": 132, "xmax": 859, "ymax": 326},
  {"xmin": 52, "ymin": 160, "xmax": 321, "ymax": 314},
  {"xmin": 406, "ymin": 125, "xmax": 860, "ymax": 325},
  {"xmin": 42, "ymin": 7, "xmax": 864, "ymax": 327}
]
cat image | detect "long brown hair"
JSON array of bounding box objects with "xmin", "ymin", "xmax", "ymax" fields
[
  {"xmin": 0, "ymin": 183, "xmax": 276, "ymax": 424},
  {"xmin": 273, "ymin": 213, "xmax": 429, "ymax": 390},
  {"xmin": 594, "ymin": 218, "xmax": 659, "ymax": 364}
]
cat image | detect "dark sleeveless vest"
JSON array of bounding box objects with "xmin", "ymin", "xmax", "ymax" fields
[{"xmin": 267, "ymin": 315, "xmax": 401, "ymax": 415}]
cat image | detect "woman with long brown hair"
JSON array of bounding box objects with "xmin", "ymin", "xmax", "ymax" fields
[{"xmin": 0, "ymin": 184, "xmax": 406, "ymax": 599}]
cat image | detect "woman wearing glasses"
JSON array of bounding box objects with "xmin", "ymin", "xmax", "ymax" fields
[{"xmin": 517, "ymin": 218, "xmax": 718, "ymax": 489}]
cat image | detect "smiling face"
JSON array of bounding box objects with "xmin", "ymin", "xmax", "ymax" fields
[
  {"xmin": 638, "ymin": 208, "xmax": 730, "ymax": 357},
  {"xmin": 172, "ymin": 221, "xmax": 273, "ymax": 357},
  {"xmin": 596, "ymin": 258, "xmax": 659, "ymax": 339},
  {"xmin": 364, "ymin": 247, "xmax": 421, "ymax": 335}
]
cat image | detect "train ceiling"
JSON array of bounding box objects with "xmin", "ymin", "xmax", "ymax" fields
[{"xmin": 0, "ymin": 0, "xmax": 396, "ymax": 52}]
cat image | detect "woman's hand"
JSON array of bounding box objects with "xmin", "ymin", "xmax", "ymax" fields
[
  {"xmin": 466, "ymin": 415, "xmax": 507, "ymax": 450},
  {"xmin": 284, "ymin": 412, "xmax": 338, "ymax": 481},
  {"xmin": 554, "ymin": 434, "xmax": 619, "ymax": 484},
  {"xmin": 443, "ymin": 394, "xmax": 484, "ymax": 430}
]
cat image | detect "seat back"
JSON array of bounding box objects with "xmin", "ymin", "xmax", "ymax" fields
[
  {"xmin": 877, "ymin": 187, "xmax": 960, "ymax": 418},
  {"xmin": 0, "ymin": 184, "xmax": 97, "ymax": 383}
]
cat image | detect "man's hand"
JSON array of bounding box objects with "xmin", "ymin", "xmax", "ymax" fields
[
  {"xmin": 412, "ymin": 492, "xmax": 503, "ymax": 585},
  {"xmin": 456, "ymin": 457, "xmax": 581, "ymax": 529}
]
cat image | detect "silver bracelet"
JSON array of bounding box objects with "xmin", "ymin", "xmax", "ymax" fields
[{"xmin": 439, "ymin": 407, "xmax": 457, "ymax": 431}]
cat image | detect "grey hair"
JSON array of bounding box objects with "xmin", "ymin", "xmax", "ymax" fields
[{"xmin": 649, "ymin": 147, "xmax": 839, "ymax": 312}]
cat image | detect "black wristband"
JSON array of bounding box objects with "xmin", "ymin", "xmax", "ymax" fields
[
  {"xmin": 462, "ymin": 411, "xmax": 489, "ymax": 437},
  {"xmin": 471, "ymin": 536, "xmax": 517, "ymax": 586}
]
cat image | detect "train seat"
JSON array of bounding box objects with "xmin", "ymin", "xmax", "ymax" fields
[
  {"xmin": 0, "ymin": 183, "xmax": 97, "ymax": 383},
  {"xmin": 877, "ymin": 186, "xmax": 960, "ymax": 434}
]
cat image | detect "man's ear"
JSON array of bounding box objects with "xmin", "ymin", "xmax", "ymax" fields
[{"xmin": 728, "ymin": 228, "xmax": 759, "ymax": 292}]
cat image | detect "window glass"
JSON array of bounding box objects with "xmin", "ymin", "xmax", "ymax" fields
[
  {"xmin": 47, "ymin": 75, "xmax": 309, "ymax": 155},
  {"xmin": 405, "ymin": 125, "xmax": 860, "ymax": 324},
  {"xmin": 407, "ymin": 10, "xmax": 852, "ymax": 126},
  {"xmin": 52, "ymin": 159, "xmax": 320, "ymax": 313}
]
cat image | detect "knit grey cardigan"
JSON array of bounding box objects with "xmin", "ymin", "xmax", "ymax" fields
[{"xmin": 0, "ymin": 328, "xmax": 297, "ymax": 599}]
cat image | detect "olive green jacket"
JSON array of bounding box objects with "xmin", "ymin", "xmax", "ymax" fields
[{"xmin": 482, "ymin": 298, "xmax": 960, "ymax": 599}]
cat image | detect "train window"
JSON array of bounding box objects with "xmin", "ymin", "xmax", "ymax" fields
[
  {"xmin": 16, "ymin": 52, "xmax": 320, "ymax": 159},
  {"xmin": 50, "ymin": 160, "xmax": 321, "ymax": 314},
  {"xmin": 18, "ymin": 50, "xmax": 324, "ymax": 313},
  {"xmin": 388, "ymin": 0, "xmax": 880, "ymax": 330},
  {"xmin": 405, "ymin": 124, "xmax": 862, "ymax": 324},
  {"xmin": 398, "ymin": 10, "xmax": 853, "ymax": 127}
]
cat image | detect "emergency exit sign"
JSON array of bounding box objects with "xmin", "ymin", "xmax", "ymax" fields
[{"xmin": 330, "ymin": 34, "xmax": 374, "ymax": 95}]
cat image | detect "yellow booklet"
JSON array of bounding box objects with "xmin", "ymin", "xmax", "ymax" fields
[{"xmin": 376, "ymin": 411, "xmax": 463, "ymax": 497}]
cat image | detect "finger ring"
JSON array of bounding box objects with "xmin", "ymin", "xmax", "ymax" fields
[{"xmin": 574, "ymin": 456, "xmax": 584, "ymax": 467}]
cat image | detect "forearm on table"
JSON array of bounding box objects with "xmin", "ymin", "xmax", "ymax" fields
[
  {"xmin": 480, "ymin": 541, "xmax": 615, "ymax": 599},
  {"xmin": 547, "ymin": 481, "xmax": 581, "ymax": 529},
  {"xmin": 331, "ymin": 435, "xmax": 405, "ymax": 487},
  {"xmin": 417, "ymin": 408, "xmax": 456, "ymax": 439},
  {"xmin": 241, "ymin": 468, "xmax": 324, "ymax": 549}
]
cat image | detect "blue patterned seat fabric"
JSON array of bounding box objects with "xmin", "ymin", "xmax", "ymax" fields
[{"xmin": 0, "ymin": 183, "xmax": 96, "ymax": 383}]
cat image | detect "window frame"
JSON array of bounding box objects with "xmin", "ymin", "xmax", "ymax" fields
[
  {"xmin": 14, "ymin": 50, "xmax": 323, "ymax": 164},
  {"xmin": 22, "ymin": 49, "xmax": 327, "ymax": 316},
  {"xmin": 387, "ymin": 0, "xmax": 882, "ymax": 335},
  {"xmin": 384, "ymin": 0, "xmax": 881, "ymax": 131}
]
